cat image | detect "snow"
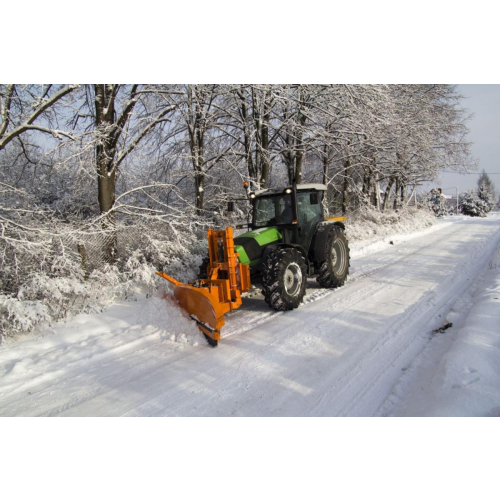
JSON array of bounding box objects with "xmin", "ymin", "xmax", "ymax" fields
[
  {"xmin": 254, "ymin": 183, "xmax": 327, "ymax": 196},
  {"xmin": 346, "ymin": 205, "xmax": 438, "ymax": 245},
  {"xmin": 1, "ymin": 213, "xmax": 499, "ymax": 416},
  {"xmin": 384, "ymin": 231, "xmax": 500, "ymax": 416},
  {"xmin": 295, "ymin": 183, "xmax": 327, "ymax": 191}
]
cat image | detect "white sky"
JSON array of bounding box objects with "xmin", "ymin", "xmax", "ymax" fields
[{"xmin": 435, "ymin": 84, "xmax": 500, "ymax": 198}]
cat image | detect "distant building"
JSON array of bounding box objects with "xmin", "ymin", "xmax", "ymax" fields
[{"xmin": 445, "ymin": 195, "xmax": 458, "ymax": 213}]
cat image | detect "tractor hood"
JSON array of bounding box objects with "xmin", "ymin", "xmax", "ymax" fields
[{"xmin": 233, "ymin": 227, "xmax": 282, "ymax": 266}]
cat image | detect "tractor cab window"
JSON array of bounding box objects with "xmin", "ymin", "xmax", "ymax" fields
[
  {"xmin": 254, "ymin": 196, "xmax": 276, "ymax": 226},
  {"xmin": 254, "ymin": 191, "xmax": 323, "ymax": 228},
  {"xmin": 254, "ymin": 194, "xmax": 293, "ymax": 227},
  {"xmin": 296, "ymin": 191, "xmax": 323, "ymax": 248},
  {"xmin": 297, "ymin": 192, "xmax": 322, "ymax": 225}
]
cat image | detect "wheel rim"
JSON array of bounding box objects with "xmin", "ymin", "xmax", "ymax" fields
[
  {"xmin": 332, "ymin": 239, "xmax": 347, "ymax": 275},
  {"xmin": 284, "ymin": 263, "xmax": 302, "ymax": 296}
]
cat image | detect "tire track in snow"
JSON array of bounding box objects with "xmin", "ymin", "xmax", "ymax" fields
[
  {"xmin": 303, "ymin": 218, "xmax": 500, "ymax": 416},
  {"xmin": 221, "ymin": 219, "xmax": 469, "ymax": 340},
  {"xmin": 109, "ymin": 220, "xmax": 500, "ymax": 417},
  {"xmin": 0, "ymin": 331, "xmax": 200, "ymax": 416}
]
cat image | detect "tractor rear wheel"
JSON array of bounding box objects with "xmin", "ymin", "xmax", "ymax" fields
[
  {"xmin": 316, "ymin": 226, "xmax": 349, "ymax": 288},
  {"xmin": 262, "ymin": 248, "xmax": 307, "ymax": 311}
]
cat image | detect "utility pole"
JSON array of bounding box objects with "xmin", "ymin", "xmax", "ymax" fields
[{"xmin": 456, "ymin": 186, "xmax": 459, "ymax": 215}]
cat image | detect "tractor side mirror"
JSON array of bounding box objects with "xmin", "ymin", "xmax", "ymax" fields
[
  {"xmin": 310, "ymin": 192, "xmax": 319, "ymax": 205},
  {"xmin": 227, "ymin": 201, "xmax": 234, "ymax": 212}
]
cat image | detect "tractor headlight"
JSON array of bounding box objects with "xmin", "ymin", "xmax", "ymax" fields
[
  {"xmin": 249, "ymin": 192, "xmax": 256, "ymax": 199},
  {"xmin": 285, "ymin": 188, "xmax": 292, "ymax": 194}
]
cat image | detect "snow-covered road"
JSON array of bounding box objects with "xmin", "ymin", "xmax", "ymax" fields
[{"xmin": 1, "ymin": 214, "xmax": 499, "ymax": 416}]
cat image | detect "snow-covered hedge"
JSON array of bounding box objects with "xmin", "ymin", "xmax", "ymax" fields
[
  {"xmin": 459, "ymin": 189, "xmax": 491, "ymax": 217},
  {"xmin": 346, "ymin": 205, "xmax": 436, "ymax": 243},
  {"xmin": 0, "ymin": 219, "xmax": 209, "ymax": 342}
]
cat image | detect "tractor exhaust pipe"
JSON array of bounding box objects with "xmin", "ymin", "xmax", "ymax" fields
[{"xmin": 291, "ymin": 178, "xmax": 299, "ymax": 244}]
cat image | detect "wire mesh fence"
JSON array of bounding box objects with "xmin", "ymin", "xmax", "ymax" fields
[
  {"xmin": 0, "ymin": 213, "xmax": 215, "ymax": 339},
  {"xmin": 1, "ymin": 216, "xmax": 209, "ymax": 296}
]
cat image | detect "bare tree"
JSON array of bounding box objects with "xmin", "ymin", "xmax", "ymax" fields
[
  {"xmin": 0, "ymin": 84, "xmax": 77, "ymax": 152},
  {"xmin": 223, "ymin": 84, "xmax": 277, "ymax": 189}
]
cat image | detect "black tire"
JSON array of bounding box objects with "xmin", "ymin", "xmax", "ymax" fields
[
  {"xmin": 316, "ymin": 226, "xmax": 350, "ymax": 288},
  {"xmin": 197, "ymin": 256, "xmax": 210, "ymax": 280},
  {"xmin": 261, "ymin": 247, "xmax": 307, "ymax": 311}
]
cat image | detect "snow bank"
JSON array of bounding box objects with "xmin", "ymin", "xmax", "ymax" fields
[
  {"xmin": 345, "ymin": 206, "xmax": 447, "ymax": 259},
  {"xmin": 0, "ymin": 292, "xmax": 207, "ymax": 404},
  {"xmin": 390, "ymin": 238, "xmax": 500, "ymax": 416},
  {"xmin": 421, "ymin": 244, "xmax": 500, "ymax": 416},
  {"xmin": 137, "ymin": 292, "xmax": 206, "ymax": 347},
  {"xmin": 346, "ymin": 206, "xmax": 436, "ymax": 243},
  {"xmin": 0, "ymin": 223, "xmax": 208, "ymax": 343}
]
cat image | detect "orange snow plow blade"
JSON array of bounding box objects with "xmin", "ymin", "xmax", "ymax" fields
[{"xmin": 156, "ymin": 227, "xmax": 251, "ymax": 346}]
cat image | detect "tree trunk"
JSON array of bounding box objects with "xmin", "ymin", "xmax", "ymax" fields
[
  {"xmin": 362, "ymin": 166, "xmax": 372, "ymax": 205},
  {"xmin": 94, "ymin": 84, "xmax": 118, "ymax": 263},
  {"xmin": 393, "ymin": 177, "xmax": 400, "ymax": 210},
  {"xmin": 195, "ymin": 169, "xmax": 204, "ymax": 215},
  {"xmin": 284, "ymin": 130, "xmax": 294, "ymax": 185},
  {"xmin": 193, "ymin": 128, "xmax": 205, "ymax": 216},
  {"xmin": 382, "ymin": 176, "xmax": 395, "ymax": 211},
  {"xmin": 374, "ymin": 174, "xmax": 381, "ymax": 210},
  {"xmin": 322, "ymin": 144, "xmax": 329, "ymax": 186},
  {"xmin": 96, "ymin": 144, "xmax": 116, "ymax": 214},
  {"xmin": 238, "ymin": 92, "xmax": 255, "ymax": 181},
  {"xmin": 342, "ymin": 157, "xmax": 351, "ymax": 215},
  {"xmin": 400, "ymin": 182, "xmax": 406, "ymax": 206},
  {"xmin": 295, "ymin": 147, "xmax": 303, "ymax": 184},
  {"xmin": 96, "ymin": 144, "xmax": 118, "ymax": 263},
  {"xmin": 294, "ymin": 104, "xmax": 307, "ymax": 185},
  {"xmin": 295, "ymin": 116, "xmax": 306, "ymax": 185},
  {"xmin": 259, "ymin": 92, "xmax": 271, "ymax": 188},
  {"xmin": 187, "ymin": 85, "xmax": 208, "ymax": 216}
]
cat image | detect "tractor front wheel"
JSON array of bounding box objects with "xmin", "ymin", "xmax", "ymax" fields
[{"xmin": 262, "ymin": 248, "xmax": 307, "ymax": 311}]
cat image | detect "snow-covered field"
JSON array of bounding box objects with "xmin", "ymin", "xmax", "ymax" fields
[{"xmin": 1, "ymin": 213, "xmax": 499, "ymax": 417}]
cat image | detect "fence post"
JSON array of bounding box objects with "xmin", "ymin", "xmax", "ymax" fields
[{"xmin": 77, "ymin": 244, "xmax": 88, "ymax": 280}]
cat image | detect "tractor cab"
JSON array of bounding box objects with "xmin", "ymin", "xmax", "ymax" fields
[
  {"xmin": 251, "ymin": 184, "xmax": 326, "ymax": 250},
  {"xmin": 230, "ymin": 181, "xmax": 349, "ymax": 313},
  {"xmin": 233, "ymin": 184, "xmax": 329, "ymax": 270}
]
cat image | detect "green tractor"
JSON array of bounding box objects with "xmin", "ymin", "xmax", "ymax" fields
[{"xmin": 222, "ymin": 182, "xmax": 350, "ymax": 311}]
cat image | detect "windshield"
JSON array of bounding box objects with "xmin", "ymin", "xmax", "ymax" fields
[
  {"xmin": 253, "ymin": 191, "xmax": 323, "ymax": 228},
  {"xmin": 254, "ymin": 195, "xmax": 293, "ymax": 226}
]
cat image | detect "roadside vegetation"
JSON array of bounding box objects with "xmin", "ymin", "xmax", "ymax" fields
[{"xmin": 459, "ymin": 170, "xmax": 497, "ymax": 217}]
